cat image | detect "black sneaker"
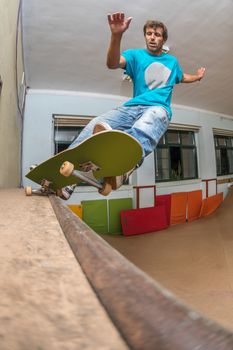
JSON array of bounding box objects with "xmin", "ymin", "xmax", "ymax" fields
[{"xmin": 56, "ymin": 184, "xmax": 76, "ymax": 200}]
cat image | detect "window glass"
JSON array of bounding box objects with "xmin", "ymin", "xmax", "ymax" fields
[
  {"xmin": 215, "ymin": 149, "xmax": 221, "ymax": 175},
  {"xmin": 167, "ymin": 131, "xmax": 180, "ymax": 144},
  {"xmin": 220, "ymin": 149, "xmax": 228, "ymax": 175},
  {"xmin": 227, "ymin": 150, "xmax": 233, "ymax": 173},
  {"xmin": 54, "ymin": 127, "xmax": 80, "ymax": 143},
  {"xmin": 181, "ymin": 132, "xmax": 194, "ymax": 146},
  {"xmin": 170, "ymin": 147, "xmax": 182, "ymax": 180},
  {"xmin": 155, "ymin": 148, "xmax": 169, "ymax": 180},
  {"xmin": 218, "ymin": 137, "xmax": 226, "ymax": 146},
  {"xmin": 227, "ymin": 149, "xmax": 233, "ymax": 174},
  {"xmin": 54, "ymin": 126, "xmax": 83, "ymax": 154},
  {"xmin": 214, "ymin": 135, "xmax": 233, "ymax": 176},
  {"xmin": 226, "ymin": 138, "xmax": 232, "ymax": 147},
  {"xmin": 158, "ymin": 135, "xmax": 165, "ymax": 145},
  {"xmin": 182, "ymin": 148, "xmax": 196, "ymax": 178}
]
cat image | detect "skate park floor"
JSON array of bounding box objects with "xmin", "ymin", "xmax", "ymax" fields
[{"xmin": 101, "ymin": 187, "xmax": 233, "ymax": 331}]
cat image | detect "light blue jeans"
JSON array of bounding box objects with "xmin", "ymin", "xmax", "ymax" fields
[{"xmin": 70, "ymin": 105, "xmax": 170, "ymax": 163}]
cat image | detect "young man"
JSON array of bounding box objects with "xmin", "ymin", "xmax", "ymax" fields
[{"xmin": 59, "ymin": 12, "xmax": 205, "ymax": 199}]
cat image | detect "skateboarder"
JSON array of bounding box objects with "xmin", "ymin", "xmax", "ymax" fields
[{"xmin": 60, "ymin": 12, "xmax": 205, "ymax": 199}]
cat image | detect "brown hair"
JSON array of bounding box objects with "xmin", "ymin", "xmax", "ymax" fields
[{"xmin": 143, "ymin": 20, "xmax": 168, "ymax": 41}]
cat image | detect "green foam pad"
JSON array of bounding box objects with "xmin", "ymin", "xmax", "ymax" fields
[
  {"xmin": 108, "ymin": 198, "xmax": 133, "ymax": 234},
  {"xmin": 82, "ymin": 199, "xmax": 108, "ymax": 234}
]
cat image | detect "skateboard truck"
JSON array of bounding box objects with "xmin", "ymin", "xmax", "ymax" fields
[
  {"xmin": 60, "ymin": 161, "xmax": 112, "ymax": 196},
  {"xmin": 25, "ymin": 179, "xmax": 56, "ymax": 197},
  {"xmin": 79, "ymin": 161, "xmax": 100, "ymax": 172},
  {"xmin": 25, "ymin": 162, "xmax": 112, "ymax": 197}
]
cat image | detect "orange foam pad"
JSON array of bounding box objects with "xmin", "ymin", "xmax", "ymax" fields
[
  {"xmin": 187, "ymin": 190, "xmax": 202, "ymax": 222},
  {"xmin": 199, "ymin": 193, "xmax": 223, "ymax": 218},
  {"xmin": 170, "ymin": 192, "xmax": 188, "ymax": 225},
  {"xmin": 68, "ymin": 204, "xmax": 83, "ymax": 219}
]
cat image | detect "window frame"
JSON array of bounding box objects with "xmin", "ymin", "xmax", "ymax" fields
[
  {"xmin": 53, "ymin": 114, "xmax": 93, "ymax": 154},
  {"xmin": 155, "ymin": 129, "xmax": 198, "ymax": 182},
  {"xmin": 214, "ymin": 134, "xmax": 233, "ymax": 176}
]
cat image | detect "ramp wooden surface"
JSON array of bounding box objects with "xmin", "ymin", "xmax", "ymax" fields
[
  {"xmin": 2, "ymin": 188, "xmax": 233, "ymax": 350},
  {"xmin": 0, "ymin": 189, "xmax": 127, "ymax": 350}
]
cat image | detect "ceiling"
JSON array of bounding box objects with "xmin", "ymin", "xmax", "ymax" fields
[{"xmin": 22, "ymin": 0, "xmax": 233, "ymax": 117}]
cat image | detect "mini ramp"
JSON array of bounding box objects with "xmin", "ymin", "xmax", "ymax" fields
[
  {"xmin": 1, "ymin": 188, "xmax": 233, "ymax": 349},
  {"xmin": 50, "ymin": 190, "xmax": 233, "ymax": 350}
]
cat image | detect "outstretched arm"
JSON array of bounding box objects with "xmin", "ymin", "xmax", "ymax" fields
[
  {"xmin": 106, "ymin": 12, "xmax": 132, "ymax": 69},
  {"xmin": 181, "ymin": 67, "xmax": 206, "ymax": 83}
]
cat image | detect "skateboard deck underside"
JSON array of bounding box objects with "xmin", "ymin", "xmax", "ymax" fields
[{"xmin": 25, "ymin": 131, "xmax": 143, "ymax": 191}]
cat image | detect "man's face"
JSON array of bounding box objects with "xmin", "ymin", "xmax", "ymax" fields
[{"xmin": 145, "ymin": 27, "xmax": 165, "ymax": 55}]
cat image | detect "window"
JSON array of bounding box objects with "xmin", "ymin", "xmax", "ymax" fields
[
  {"xmin": 214, "ymin": 135, "xmax": 233, "ymax": 176},
  {"xmin": 154, "ymin": 130, "xmax": 198, "ymax": 182},
  {"xmin": 53, "ymin": 115, "xmax": 93, "ymax": 154}
]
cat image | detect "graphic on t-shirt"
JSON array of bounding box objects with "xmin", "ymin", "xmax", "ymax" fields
[{"xmin": 145, "ymin": 62, "xmax": 171, "ymax": 89}]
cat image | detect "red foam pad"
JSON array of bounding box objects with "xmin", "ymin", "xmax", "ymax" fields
[
  {"xmin": 155, "ymin": 194, "xmax": 171, "ymax": 226},
  {"xmin": 121, "ymin": 205, "xmax": 168, "ymax": 236}
]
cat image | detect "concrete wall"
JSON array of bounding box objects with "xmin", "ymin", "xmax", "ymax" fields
[
  {"xmin": 22, "ymin": 90, "xmax": 233, "ymax": 206},
  {"xmin": 0, "ymin": 0, "xmax": 24, "ymax": 188}
]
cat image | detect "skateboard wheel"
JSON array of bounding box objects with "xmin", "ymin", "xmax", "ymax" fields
[
  {"xmin": 60, "ymin": 161, "xmax": 74, "ymax": 177},
  {"xmin": 99, "ymin": 182, "xmax": 112, "ymax": 196},
  {"xmin": 29, "ymin": 164, "xmax": 38, "ymax": 171},
  {"xmin": 25, "ymin": 186, "xmax": 32, "ymax": 196}
]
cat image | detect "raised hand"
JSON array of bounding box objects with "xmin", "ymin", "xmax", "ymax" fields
[
  {"xmin": 107, "ymin": 12, "xmax": 133, "ymax": 35},
  {"xmin": 197, "ymin": 67, "xmax": 206, "ymax": 81}
]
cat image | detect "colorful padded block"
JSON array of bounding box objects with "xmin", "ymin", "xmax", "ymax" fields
[
  {"xmin": 121, "ymin": 205, "xmax": 168, "ymax": 236},
  {"xmin": 170, "ymin": 192, "xmax": 188, "ymax": 225},
  {"xmin": 81, "ymin": 199, "xmax": 108, "ymax": 233},
  {"xmin": 187, "ymin": 190, "xmax": 202, "ymax": 222},
  {"xmin": 155, "ymin": 194, "xmax": 171, "ymax": 226},
  {"xmin": 108, "ymin": 198, "xmax": 133, "ymax": 234},
  {"xmin": 199, "ymin": 192, "xmax": 223, "ymax": 218},
  {"xmin": 68, "ymin": 204, "xmax": 83, "ymax": 219}
]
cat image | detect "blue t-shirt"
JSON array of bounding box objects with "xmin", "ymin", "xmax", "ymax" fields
[{"xmin": 122, "ymin": 49, "xmax": 183, "ymax": 118}]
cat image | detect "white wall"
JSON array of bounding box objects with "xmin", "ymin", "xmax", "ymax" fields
[{"xmin": 22, "ymin": 90, "xmax": 233, "ymax": 205}]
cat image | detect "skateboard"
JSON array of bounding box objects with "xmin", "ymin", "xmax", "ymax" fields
[{"xmin": 25, "ymin": 130, "xmax": 143, "ymax": 197}]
